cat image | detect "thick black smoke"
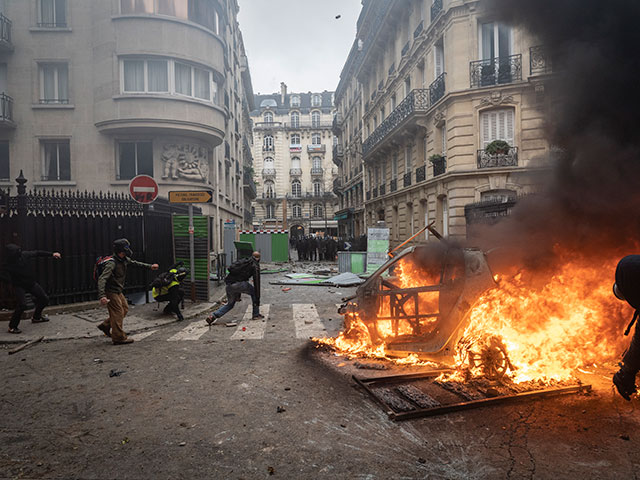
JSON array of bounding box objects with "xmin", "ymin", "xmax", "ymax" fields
[{"xmin": 474, "ymin": 0, "xmax": 640, "ymax": 266}]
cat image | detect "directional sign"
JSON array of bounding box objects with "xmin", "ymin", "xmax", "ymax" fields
[
  {"xmin": 129, "ymin": 175, "xmax": 158, "ymax": 204},
  {"xmin": 168, "ymin": 190, "xmax": 213, "ymax": 204}
]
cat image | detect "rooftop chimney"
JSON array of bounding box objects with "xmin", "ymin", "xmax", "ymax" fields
[{"xmin": 280, "ymin": 82, "xmax": 287, "ymax": 104}]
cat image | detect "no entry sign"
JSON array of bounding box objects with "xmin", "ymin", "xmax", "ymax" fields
[{"xmin": 129, "ymin": 175, "xmax": 159, "ymax": 204}]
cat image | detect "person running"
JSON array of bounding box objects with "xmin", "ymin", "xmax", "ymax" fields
[
  {"xmin": 1, "ymin": 243, "xmax": 61, "ymax": 334},
  {"xmin": 96, "ymin": 238, "xmax": 158, "ymax": 345},
  {"xmin": 206, "ymin": 251, "xmax": 263, "ymax": 325},
  {"xmin": 152, "ymin": 263, "xmax": 188, "ymax": 321}
]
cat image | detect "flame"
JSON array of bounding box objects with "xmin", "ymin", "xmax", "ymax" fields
[{"xmin": 318, "ymin": 249, "xmax": 632, "ymax": 384}]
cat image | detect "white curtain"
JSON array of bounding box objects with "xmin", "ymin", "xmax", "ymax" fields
[
  {"xmin": 40, "ymin": 0, "xmax": 54, "ymax": 23},
  {"xmin": 194, "ymin": 67, "xmax": 210, "ymax": 100},
  {"xmin": 175, "ymin": 63, "xmax": 191, "ymax": 95},
  {"xmin": 54, "ymin": 0, "xmax": 66, "ymax": 25},
  {"xmin": 42, "ymin": 65, "xmax": 55, "ymax": 100},
  {"xmin": 57, "ymin": 64, "xmax": 68, "ymax": 101},
  {"xmin": 43, "ymin": 143, "xmax": 55, "ymax": 180},
  {"xmin": 123, "ymin": 60, "xmax": 144, "ymax": 92},
  {"xmin": 148, "ymin": 60, "xmax": 168, "ymax": 92}
]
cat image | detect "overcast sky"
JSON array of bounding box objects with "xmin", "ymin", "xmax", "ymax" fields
[{"xmin": 237, "ymin": 0, "xmax": 363, "ymax": 95}]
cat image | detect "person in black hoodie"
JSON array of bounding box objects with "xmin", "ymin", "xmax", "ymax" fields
[
  {"xmin": 206, "ymin": 251, "xmax": 263, "ymax": 324},
  {"xmin": 612, "ymin": 255, "xmax": 640, "ymax": 400},
  {"xmin": 1, "ymin": 243, "xmax": 61, "ymax": 334}
]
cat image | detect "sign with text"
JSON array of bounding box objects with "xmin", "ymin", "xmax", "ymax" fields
[
  {"xmin": 168, "ymin": 190, "xmax": 213, "ymax": 204},
  {"xmin": 129, "ymin": 175, "xmax": 158, "ymax": 204},
  {"xmin": 366, "ymin": 227, "xmax": 390, "ymax": 273}
]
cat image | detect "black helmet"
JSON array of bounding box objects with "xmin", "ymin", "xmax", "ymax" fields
[
  {"xmin": 175, "ymin": 267, "xmax": 188, "ymax": 280},
  {"xmin": 113, "ymin": 238, "xmax": 132, "ymax": 256}
]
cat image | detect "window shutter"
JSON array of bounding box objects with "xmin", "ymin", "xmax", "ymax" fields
[
  {"xmin": 505, "ymin": 109, "xmax": 514, "ymax": 145},
  {"xmin": 434, "ymin": 44, "xmax": 443, "ymax": 78},
  {"xmin": 481, "ymin": 112, "xmax": 491, "ymax": 147}
]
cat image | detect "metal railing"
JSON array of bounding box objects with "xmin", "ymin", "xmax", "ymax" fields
[
  {"xmin": 530, "ymin": 46, "xmax": 552, "ymax": 76},
  {"xmin": 416, "ymin": 165, "xmax": 426, "ymax": 183},
  {"xmin": 372, "ymin": 187, "xmax": 378, "ymax": 198},
  {"xmin": 262, "ymin": 168, "xmax": 277, "ymax": 177},
  {"xmin": 262, "ymin": 145, "xmax": 275, "ymax": 152},
  {"xmin": 477, "ymin": 147, "xmax": 518, "ymax": 169},
  {"xmin": 379, "ymin": 184, "xmax": 386, "ymax": 196},
  {"xmin": 0, "ymin": 14, "xmax": 11, "ymax": 44},
  {"xmin": 243, "ymin": 172, "xmax": 257, "ymax": 199},
  {"xmin": 429, "ymin": 72, "xmax": 446, "ymax": 105},
  {"xmin": 390, "ymin": 178, "xmax": 397, "ymax": 192},
  {"xmin": 0, "ymin": 93, "xmax": 13, "ymax": 122},
  {"xmin": 388, "ymin": 63, "xmax": 396, "ymax": 76},
  {"xmin": 289, "ymin": 168, "xmax": 302, "ymax": 176},
  {"xmin": 366, "ymin": 191, "xmax": 371, "ymax": 201},
  {"xmin": 403, "ymin": 172, "xmax": 412, "ymax": 187},
  {"xmin": 307, "ymin": 145, "xmax": 326, "ymax": 153},
  {"xmin": 431, "ymin": 0, "xmax": 443, "ymax": 21},
  {"xmin": 430, "ymin": 155, "xmax": 446, "ymax": 177},
  {"xmin": 39, "ymin": 98, "xmax": 69, "ymax": 105},
  {"xmin": 311, "ymin": 167, "xmax": 324, "ymax": 176},
  {"xmin": 401, "ymin": 41, "xmax": 410, "ymax": 57},
  {"xmin": 470, "ymin": 54, "xmax": 522, "ymax": 88},
  {"xmin": 363, "ymin": 89, "xmax": 430, "ymax": 156},
  {"xmin": 413, "ymin": 20, "xmax": 424, "ymax": 38}
]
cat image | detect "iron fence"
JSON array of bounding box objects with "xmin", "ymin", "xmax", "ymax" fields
[
  {"xmin": 470, "ymin": 54, "xmax": 522, "ymax": 88},
  {"xmin": 429, "ymin": 73, "xmax": 446, "ymax": 105},
  {"xmin": 430, "ymin": 155, "xmax": 447, "ymax": 176},
  {"xmin": 416, "ymin": 165, "xmax": 426, "ymax": 183},
  {"xmin": 403, "ymin": 172, "xmax": 412, "ymax": 187},
  {"xmin": 477, "ymin": 147, "xmax": 518, "ymax": 168}
]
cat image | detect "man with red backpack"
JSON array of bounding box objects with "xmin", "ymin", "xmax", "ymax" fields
[
  {"xmin": 96, "ymin": 238, "xmax": 158, "ymax": 345},
  {"xmin": 206, "ymin": 251, "xmax": 263, "ymax": 325}
]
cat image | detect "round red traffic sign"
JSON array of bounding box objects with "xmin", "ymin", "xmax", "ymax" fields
[{"xmin": 129, "ymin": 175, "xmax": 159, "ymax": 204}]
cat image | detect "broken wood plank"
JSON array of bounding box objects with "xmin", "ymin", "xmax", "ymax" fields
[{"xmin": 8, "ymin": 336, "xmax": 44, "ymax": 355}]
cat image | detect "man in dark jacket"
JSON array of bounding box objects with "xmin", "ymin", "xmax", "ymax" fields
[
  {"xmin": 206, "ymin": 251, "xmax": 263, "ymax": 324},
  {"xmin": 2, "ymin": 243, "xmax": 61, "ymax": 334},
  {"xmin": 612, "ymin": 255, "xmax": 640, "ymax": 400},
  {"xmin": 97, "ymin": 238, "xmax": 158, "ymax": 345}
]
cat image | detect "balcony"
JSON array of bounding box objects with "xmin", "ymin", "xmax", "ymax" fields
[
  {"xmin": 289, "ymin": 168, "xmax": 302, "ymax": 176},
  {"xmin": 289, "ymin": 144, "xmax": 302, "ymax": 153},
  {"xmin": 372, "ymin": 187, "xmax": 378, "ymax": 198},
  {"xmin": 390, "ymin": 178, "xmax": 397, "ymax": 192},
  {"xmin": 333, "ymin": 178, "xmax": 342, "ymax": 195},
  {"xmin": 311, "ymin": 167, "xmax": 324, "ymax": 176},
  {"xmin": 243, "ymin": 209, "xmax": 253, "ymax": 225},
  {"xmin": 477, "ymin": 147, "xmax": 518, "ymax": 169},
  {"xmin": 286, "ymin": 192, "xmax": 303, "ymax": 200},
  {"xmin": 0, "ymin": 14, "xmax": 12, "ymax": 52},
  {"xmin": 470, "ymin": 54, "xmax": 522, "ymax": 88},
  {"xmin": 363, "ymin": 89, "xmax": 430, "ymax": 157},
  {"xmin": 530, "ymin": 46, "xmax": 552, "ymax": 76},
  {"xmin": 413, "ymin": 20, "xmax": 424, "ymax": 38},
  {"xmin": 263, "ymin": 145, "xmax": 275, "ymax": 153},
  {"xmin": 388, "ymin": 63, "xmax": 396, "ymax": 76},
  {"xmin": 403, "ymin": 172, "xmax": 412, "ymax": 187},
  {"xmin": 307, "ymin": 144, "xmax": 326, "ymax": 153},
  {"xmin": 284, "ymin": 120, "xmax": 332, "ymax": 130},
  {"xmin": 262, "ymin": 168, "xmax": 277, "ymax": 179},
  {"xmin": 243, "ymin": 172, "xmax": 257, "ymax": 200},
  {"xmin": 430, "ymin": 155, "xmax": 447, "ymax": 177},
  {"xmin": 415, "ymin": 165, "xmax": 426, "ymax": 183},
  {"xmin": 429, "ymin": 72, "xmax": 446, "ymax": 105},
  {"xmin": 332, "ymin": 144, "xmax": 344, "ymax": 166},
  {"xmin": 332, "ymin": 112, "xmax": 343, "ymax": 135},
  {"xmin": 379, "ymin": 184, "xmax": 386, "ymax": 196},
  {"xmin": 254, "ymin": 121, "xmax": 282, "ymax": 130},
  {"xmin": 431, "ymin": 0, "xmax": 443, "ymax": 22},
  {"xmin": 366, "ymin": 191, "xmax": 371, "ymax": 201},
  {"xmin": 259, "ymin": 192, "xmax": 280, "ymax": 200},
  {"xmin": 0, "ymin": 93, "xmax": 14, "ymax": 128},
  {"xmin": 401, "ymin": 41, "xmax": 410, "ymax": 57}
]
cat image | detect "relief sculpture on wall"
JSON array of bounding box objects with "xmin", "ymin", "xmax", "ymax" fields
[{"xmin": 161, "ymin": 143, "xmax": 210, "ymax": 182}]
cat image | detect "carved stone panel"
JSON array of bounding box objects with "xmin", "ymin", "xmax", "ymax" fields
[{"xmin": 161, "ymin": 143, "xmax": 210, "ymax": 182}]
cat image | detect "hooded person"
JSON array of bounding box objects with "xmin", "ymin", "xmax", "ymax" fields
[
  {"xmin": 152, "ymin": 263, "xmax": 188, "ymax": 321},
  {"xmin": 96, "ymin": 238, "xmax": 158, "ymax": 344},
  {"xmin": 1, "ymin": 243, "xmax": 61, "ymax": 334},
  {"xmin": 612, "ymin": 255, "xmax": 640, "ymax": 400}
]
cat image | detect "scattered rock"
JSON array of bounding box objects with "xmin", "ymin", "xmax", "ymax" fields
[
  {"xmin": 179, "ymin": 442, "xmax": 186, "ymax": 447},
  {"xmin": 417, "ymin": 457, "xmax": 427, "ymax": 464},
  {"xmin": 276, "ymin": 406, "xmax": 286, "ymax": 413},
  {"xmin": 268, "ymin": 466, "xmax": 275, "ymax": 475},
  {"xmin": 620, "ymin": 434, "xmax": 630, "ymax": 441},
  {"xmin": 284, "ymin": 387, "xmax": 291, "ymax": 391},
  {"xmin": 226, "ymin": 322, "xmax": 238, "ymax": 327},
  {"xmin": 109, "ymin": 369, "xmax": 125, "ymax": 378}
]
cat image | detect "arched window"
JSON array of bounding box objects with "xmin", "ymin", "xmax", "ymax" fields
[
  {"xmin": 290, "ymin": 95, "xmax": 300, "ymax": 107},
  {"xmin": 264, "ymin": 180, "xmax": 275, "ymax": 198},
  {"xmin": 263, "ymin": 135, "xmax": 274, "ymax": 149},
  {"xmin": 311, "ymin": 133, "xmax": 321, "ymax": 145},
  {"xmin": 290, "ymin": 133, "xmax": 301, "ymax": 146},
  {"xmin": 263, "ymin": 157, "xmax": 274, "ymax": 169},
  {"xmin": 292, "ymin": 204, "xmax": 302, "ymax": 218},
  {"xmin": 312, "ymin": 156, "xmax": 322, "ymax": 169},
  {"xmin": 266, "ymin": 203, "xmax": 275, "ymax": 218},
  {"xmin": 313, "ymin": 180, "xmax": 322, "ymax": 196},
  {"xmin": 291, "ymin": 156, "xmax": 301, "ymax": 169},
  {"xmin": 291, "ymin": 179, "xmax": 301, "ymax": 197},
  {"xmin": 311, "ymin": 110, "xmax": 321, "ymax": 128},
  {"xmin": 313, "ymin": 203, "xmax": 323, "ymax": 217},
  {"xmin": 290, "ymin": 111, "xmax": 300, "ymax": 128},
  {"xmin": 264, "ymin": 111, "xmax": 273, "ymax": 123},
  {"xmin": 311, "ymin": 94, "xmax": 321, "ymax": 107}
]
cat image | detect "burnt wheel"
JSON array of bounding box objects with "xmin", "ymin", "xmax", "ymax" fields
[{"xmin": 464, "ymin": 335, "xmax": 512, "ymax": 381}]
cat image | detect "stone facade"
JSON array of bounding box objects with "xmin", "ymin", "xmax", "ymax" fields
[
  {"xmin": 334, "ymin": 0, "xmax": 551, "ymax": 246},
  {"xmin": 250, "ymin": 84, "xmax": 339, "ymax": 236},
  {"xmin": 0, "ymin": 0, "xmax": 255, "ymax": 250}
]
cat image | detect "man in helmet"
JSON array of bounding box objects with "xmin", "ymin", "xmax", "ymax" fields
[
  {"xmin": 152, "ymin": 263, "xmax": 188, "ymax": 321},
  {"xmin": 1, "ymin": 243, "xmax": 61, "ymax": 334},
  {"xmin": 96, "ymin": 238, "xmax": 158, "ymax": 345},
  {"xmin": 612, "ymin": 254, "xmax": 640, "ymax": 400}
]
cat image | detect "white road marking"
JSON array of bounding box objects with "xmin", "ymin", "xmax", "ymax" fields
[
  {"xmin": 129, "ymin": 330, "xmax": 158, "ymax": 341},
  {"xmin": 167, "ymin": 320, "xmax": 210, "ymax": 341},
  {"xmin": 293, "ymin": 303, "xmax": 328, "ymax": 339},
  {"xmin": 231, "ymin": 304, "xmax": 270, "ymax": 340}
]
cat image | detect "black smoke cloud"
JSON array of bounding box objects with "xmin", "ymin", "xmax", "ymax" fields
[{"xmin": 474, "ymin": 0, "xmax": 640, "ymax": 265}]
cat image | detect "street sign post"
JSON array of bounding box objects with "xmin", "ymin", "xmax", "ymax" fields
[{"xmin": 128, "ymin": 175, "xmax": 159, "ymax": 204}]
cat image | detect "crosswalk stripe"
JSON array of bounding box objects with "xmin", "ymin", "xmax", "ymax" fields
[
  {"xmin": 231, "ymin": 304, "xmax": 270, "ymax": 340},
  {"xmin": 167, "ymin": 320, "xmax": 210, "ymax": 341},
  {"xmin": 293, "ymin": 303, "xmax": 328, "ymax": 339},
  {"xmin": 130, "ymin": 330, "xmax": 158, "ymax": 342}
]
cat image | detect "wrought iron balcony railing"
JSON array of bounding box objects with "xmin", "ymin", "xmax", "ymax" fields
[
  {"xmin": 415, "ymin": 165, "xmax": 426, "ymax": 183},
  {"xmin": 307, "ymin": 144, "xmax": 326, "ymax": 153},
  {"xmin": 403, "ymin": 172, "xmax": 412, "ymax": 187},
  {"xmin": 311, "ymin": 167, "xmax": 324, "ymax": 176},
  {"xmin": 379, "ymin": 184, "xmax": 386, "ymax": 196},
  {"xmin": 332, "ymin": 113, "xmax": 343, "ymax": 134},
  {"xmin": 470, "ymin": 54, "xmax": 522, "ymax": 88},
  {"xmin": 401, "ymin": 41, "xmax": 410, "ymax": 57},
  {"xmin": 333, "ymin": 178, "xmax": 342, "ymax": 194},
  {"xmin": 430, "ymin": 155, "xmax": 446, "ymax": 177},
  {"xmin": 363, "ymin": 89, "xmax": 430, "ymax": 156},
  {"xmin": 413, "ymin": 20, "xmax": 424, "ymax": 38},
  {"xmin": 366, "ymin": 191, "xmax": 371, "ymax": 201},
  {"xmin": 390, "ymin": 178, "xmax": 397, "ymax": 192},
  {"xmin": 262, "ymin": 145, "xmax": 275, "ymax": 152},
  {"xmin": 289, "ymin": 168, "xmax": 302, "ymax": 176},
  {"xmin": 254, "ymin": 121, "xmax": 282, "ymax": 130},
  {"xmin": 0, "ymin": 93, "xmax": 14, "ymax": 123},
  {"xmin": 0, "ymin": 14, "xmax": 11, "ymax": 46},
  {"xmin": 477, "ymin": 147, "xmax": 518, "ymax": 169},
  {"xmin": 431, "ymin": 0, "xmax": 443, "ymax": 22},
  {"xmin": 262, "ymin": 168, "xmax": 277, "ymax": 177},
  {"xmin": 372, "ymin": 187, "xmax": 378, "ymax": 198},
  {"xmin": 332, "ymin": 145, "xmax": 343, "ymax": 166},
  {"xmin": 388, "ymin": 63, "xmax": 396, "ymax": 76},
  {"xmin": 530, "ymin": 46, "xmax": 552, "ymax": 76},
  {"xmin": 243, "ymin": 172, "xmax": 257, "ymax": 200},
  {"xmin": 429, "ymin": 72, "xmax": 446, "ymax": 105}
]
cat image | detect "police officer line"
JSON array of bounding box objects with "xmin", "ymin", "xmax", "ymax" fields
[{"xmin": 128, "ymin": 303, "xmax": 343, "ymax": 342}]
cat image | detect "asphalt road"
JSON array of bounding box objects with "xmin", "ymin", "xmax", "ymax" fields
[{"xmin": 1, "ymin": 273, "xmax": 639, "ymax": 479}]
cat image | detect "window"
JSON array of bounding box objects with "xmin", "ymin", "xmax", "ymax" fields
[
  {"xmin": 263, "ymin": 135, "xmax": 274, "ymax": 150},
  {"xmin": 175, "ymin": 62, "xmax": 210, "ymax": 100},
  {"xmin": 312, "ymin": 156, "xmax": 322, "ymax": 169},
  {"xmin": 290, "ymin": 111, "xmax": 299, "ymax": 127},
  {"xmin": 480, "ymin": 22, "xmax": 512, "ymax": 59},
  {"xmin": 0, "ymin": 142, "xmax": 8, "ymax": 181},
  {"xmin": 311, "ymin": 133, "xmax": 321, "ymax": 145},
  {"xmin": 120, "ymin": 0, "xmax": 220, "ymax": 35},
  {"xmin": 311, "ymin": 110, "xmax": 321, "ymax": 128},
  {"xmin": 292, "ymin": 204, "xmax": 302, "ymax": 218},
  {"xmin": 405, "ymin": 145, "xmax": 412, "ymax": 172},
  {"xmin": 404, "ymin": 77, "xmax": 411, "ymax": 97},
  {"xmin": 290, "ymin": 134, "xmax": 301, "ymax": 146},
  {"xmin": 313, "ymin": 203, "xmax": 323, "ymax": 217},
  {"xmin": 41, "ymin": 140, "xmax": 71, "ymax": 181},
  {"xmin": 434, "ymin": 40, "xmax": 444, "ymax": 78},
  {"xmin": 264, "ymin": 111, "xmax": 273, "ymax": 123},
  {"xmin": 391, "ymin": 153, "xmax": 398, "ymax": 179},
  {"xmin": 264, "ymin": 180, "xmax": 275, "ymax": 198},
  {"xmin": 290, "ymin": 95, "xmax": 300, "ymax": 107},
  {"xmin": 123, "ymin": 59, "xmax": 169, "ymax": 93},
  {"xmin": 311, "ymin": 94, "xmax": 321, "ymax": 107},
  {"xmin": 39, "ymin": 63, "xmax": 68, "ymax": 104},
  {"xmin": 118, "ymin": 141, "xmax": 152, "ymax": 180},
  {"xmin": 313, "ymin": 180, "xmax": 322, "ymax": 196},
  {"xmin": 291, "ymin": 157, "xmax": 301, "ymax": 169},
  {"xmin": 481, "ymin": 108, "xmax": 514, "ymax": 147},
  {"xmin": 39, "ymin": 0, "xmax": 66, "ymax": 28},
  {"xmin": 266, "ymin": 203, "xmax": 275, "ymax": 218},
  {"xmin": 291, "ymin": 180, "xmax": 301, "ymax": 197}
]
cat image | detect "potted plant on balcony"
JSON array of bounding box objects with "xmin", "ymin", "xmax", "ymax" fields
[
  {"xmin": 484, "ymin": 140, "xmax": 510, "ymax": 156},
  {"xmin": 428, "ymin": 153, "xmax": 444, "ymax": 163}
]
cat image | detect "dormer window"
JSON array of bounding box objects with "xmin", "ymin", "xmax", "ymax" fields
[{"xmin": 290, "ymin": 95, "xmax": 300, "ymax": 107}]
